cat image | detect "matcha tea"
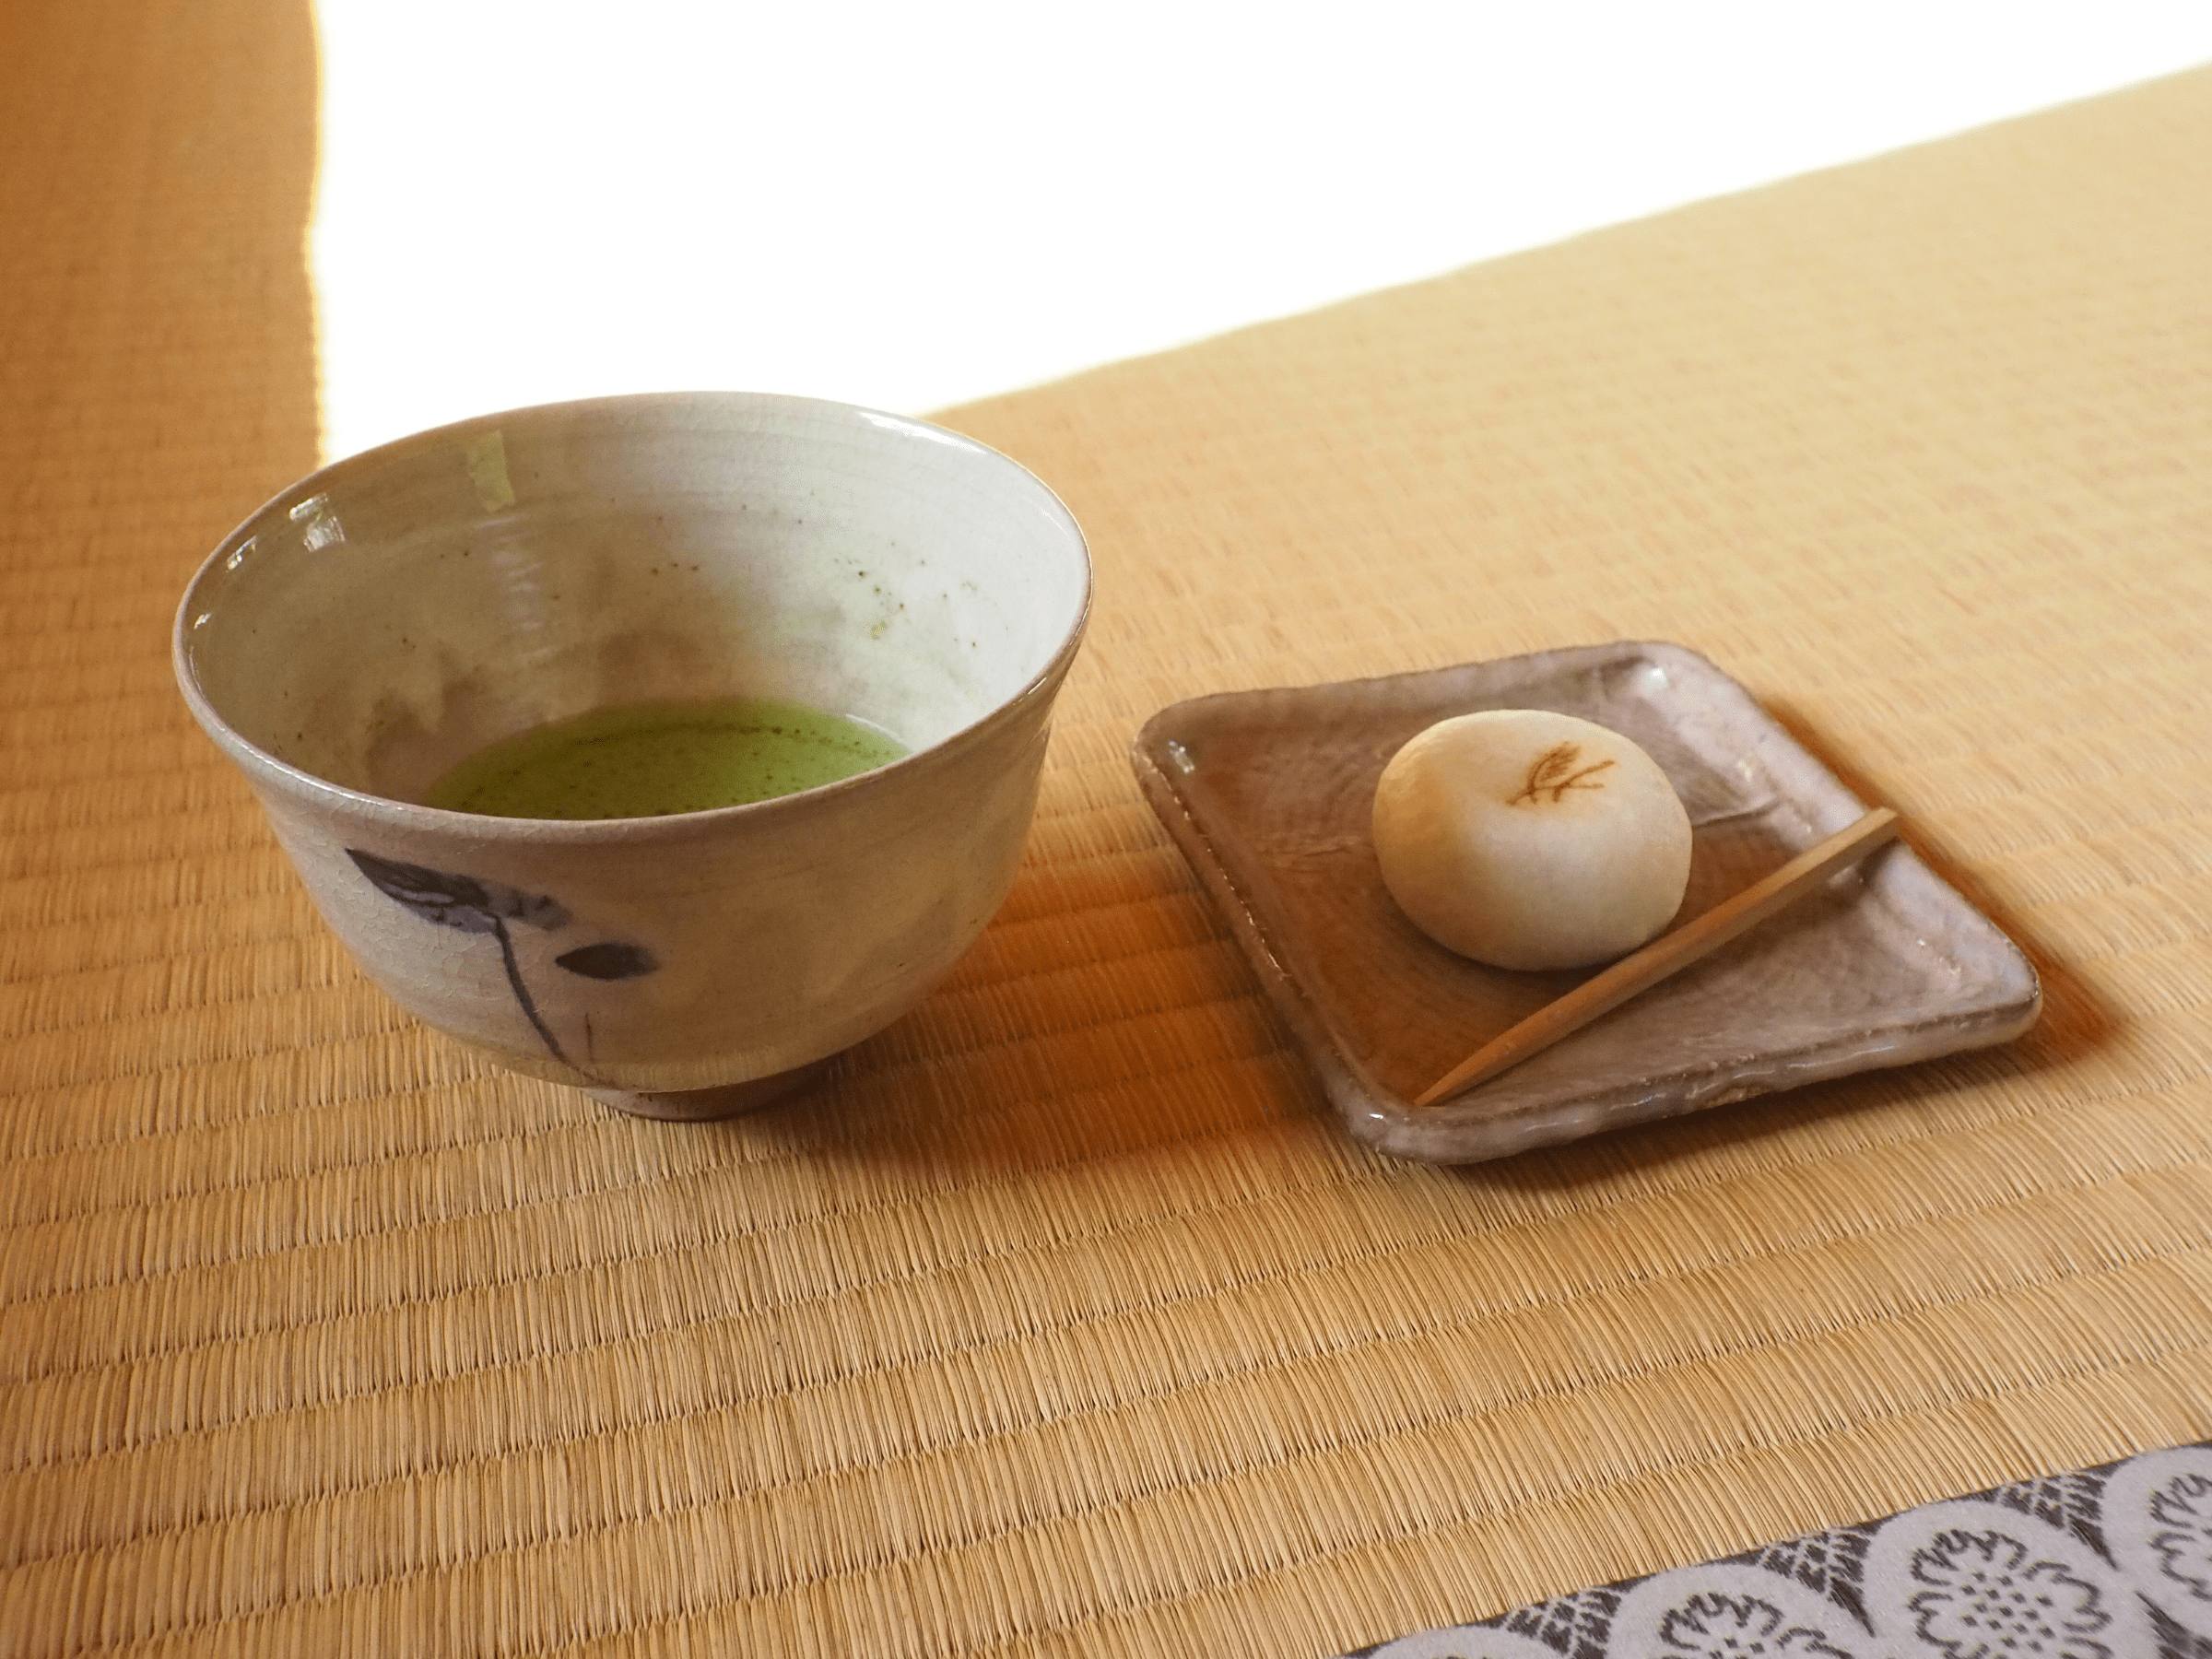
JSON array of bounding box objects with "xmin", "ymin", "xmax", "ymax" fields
[{"xmin": 424, "ymin": 697, "xmax": 909, "ymax": 819}]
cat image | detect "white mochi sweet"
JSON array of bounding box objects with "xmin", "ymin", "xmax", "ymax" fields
[{"xmin": 1371, "ymin": 709, "xmax": 1693, "ymax": 971}]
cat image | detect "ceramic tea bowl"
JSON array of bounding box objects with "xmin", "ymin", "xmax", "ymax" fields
[{"xmin": 175, "ymin": 393, "xmax": 1091, "ymax": 1118}]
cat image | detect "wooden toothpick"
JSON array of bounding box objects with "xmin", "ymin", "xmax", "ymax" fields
[{"xmin": 1412, "ymin": 807, "xmax": 1902, "ymax": 1109}]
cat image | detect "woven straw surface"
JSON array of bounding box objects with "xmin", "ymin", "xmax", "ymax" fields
[{"xmin": 6, "ymin": 4, "xmax": 2212, "ymax": 1652}]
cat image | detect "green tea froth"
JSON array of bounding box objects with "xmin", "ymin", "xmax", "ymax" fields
[{"xmin": 423, "ymin": 697, "xmax": 909, "ymax": 820}]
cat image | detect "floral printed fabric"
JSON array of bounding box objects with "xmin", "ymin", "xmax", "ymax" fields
[{"xmin": 1346, "ymin": 1442, "xmax": 2212, "ymax": 1658}]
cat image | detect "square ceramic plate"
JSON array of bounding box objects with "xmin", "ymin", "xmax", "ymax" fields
[{"xmin": 1131, "ymin": 641, "xmax": 2040, "ymax": 1164}]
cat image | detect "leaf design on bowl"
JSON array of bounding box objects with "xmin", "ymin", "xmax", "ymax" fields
[
  {"xmin": 557, "ymin": 942, "xmax": 659, "ymax": 981},
  {"xmin": 347, "ymin": 849, "xmax": 603, "ymax": 1067},
  {"xmin": 346, "ymin": 850, "xmax": 570, "ymax": 934}
]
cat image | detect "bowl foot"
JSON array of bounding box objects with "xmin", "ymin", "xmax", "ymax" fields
[{"xmin": 584, "ymin": 1057, "xmax": 831, "ymax": 1122}]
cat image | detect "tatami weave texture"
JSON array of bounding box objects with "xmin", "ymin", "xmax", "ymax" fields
[{"xmin": 5, "ymin": 6, "xmax": 2211, "ymax": 1653}]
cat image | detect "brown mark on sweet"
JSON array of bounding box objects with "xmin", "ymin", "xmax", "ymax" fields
[{"xmin": 1508, "ymin": 742, "xmax": 1616, "ymax": 806}]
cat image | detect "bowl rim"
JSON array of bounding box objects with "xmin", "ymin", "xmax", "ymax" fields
[{"xmin": 172, "ymin": 390, "xmax": 1093, "ymax": 841}]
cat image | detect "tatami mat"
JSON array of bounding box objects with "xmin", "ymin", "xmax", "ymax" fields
[{"xmin": 5, "ymin": 6, "xmax": 2211, "ymax": 1653}]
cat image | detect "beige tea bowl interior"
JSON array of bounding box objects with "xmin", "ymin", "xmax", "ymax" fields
[{"xmin": 174, "ymin": 392, "xmax": 1091, "ymax": 1119}]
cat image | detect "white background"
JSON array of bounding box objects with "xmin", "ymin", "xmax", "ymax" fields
[{"xmin": 312, "ymin": 2, "xmax": 2212, "ymax": 461}]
